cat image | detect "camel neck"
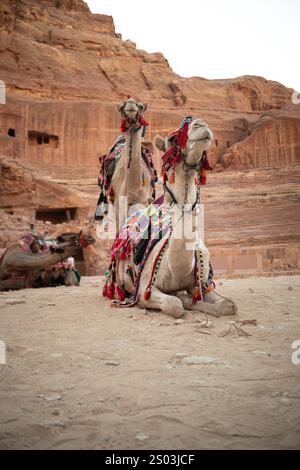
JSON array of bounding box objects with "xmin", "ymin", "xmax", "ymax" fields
[
  {"xmin": 164, "ymin": 164, "xmax": 198, "ymax": 207},
  {"xmin": 124, "ymin": 126, "xmax": 143, "ymax": 198}
]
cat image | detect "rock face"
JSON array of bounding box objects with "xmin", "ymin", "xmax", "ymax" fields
[
  {"xmin": 221, "ymin": 107, "xmax": 300, "ymax": 170},
  {"xmin": 0, "ymin": 0, "xmax": 299, "ymax": 276}
]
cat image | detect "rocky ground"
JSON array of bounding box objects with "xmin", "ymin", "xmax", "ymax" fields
[{"xmin": 0, "ymin": 276, "xmax": 300, "ymax": 449}]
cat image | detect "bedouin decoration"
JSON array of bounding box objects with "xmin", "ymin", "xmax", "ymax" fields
[
  {"xmin": 102, "ymin": 204, "xmax": 215, "ymax": 306},
  {"xmin": 162, "ymin": 116, "xmax": 212, "ymax": 186}
]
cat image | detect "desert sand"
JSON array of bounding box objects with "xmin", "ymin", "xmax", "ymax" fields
[{"xmin": 0, "ymin": 275, "xmax": 300, "ymax": 450}]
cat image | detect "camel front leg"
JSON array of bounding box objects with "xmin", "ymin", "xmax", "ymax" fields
[
  {"xmin": 140, "ymin": 287, "xmax": 184, "ymax": 319},
  {"xmin": 178, "ymin": 290, "xmax": 237, "ymax": 317}
]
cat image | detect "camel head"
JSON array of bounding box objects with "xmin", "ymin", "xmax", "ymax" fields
[
  {"xmin": 56, "ymin": 231, "xmax": 95, "ymax": 249},
  {"xmin": 117, "ymin": 98, "xmax": 147, "ymax": 123},
  {"xmin": 155, "ymin": 116, "xmax": 213, "ymax": 167},
  {"xmin": 155, "ymin": 117, "xmax": 213, "ymax": 195}
]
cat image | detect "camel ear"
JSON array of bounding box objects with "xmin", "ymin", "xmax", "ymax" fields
[
  {"xmin": 117, "ymin": 101, "xmax": 126, "ymax": 113},
  {"xmin": 154, "ymin": 135, "xmax": 166, "ymax": 152},
  {"xmin": 138, "ymin": 102, "xmax": 147, "ymax": 113},
  {"xmin": 166, "ymin": 134, "xmax": 176, "ymax": 150}
]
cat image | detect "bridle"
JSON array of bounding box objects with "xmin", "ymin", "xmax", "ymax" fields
[{"xmin": 163, "ymin": 152, "xmax": 203, "ymax": 213}]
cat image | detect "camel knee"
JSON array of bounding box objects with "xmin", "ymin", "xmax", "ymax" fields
[{"xmin": 162, "ymin": 296, "xmax": 184, "ymax": 318}]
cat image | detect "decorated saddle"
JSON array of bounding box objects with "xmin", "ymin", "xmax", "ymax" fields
[{"xmin": 102, "ymin": 203, "xmax": 215, "ymax": 307}]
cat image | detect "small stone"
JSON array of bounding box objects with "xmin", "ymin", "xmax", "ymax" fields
[
  {"xmin": 136, "ymin": 432, "xmax": 149, "ymax": 441},
  {"xmin": 182, "ymin": 356, "xmax": 218, "ymax": 366},
  {"xmin": 288, "ymin": 286, "xmax": 293, "ymax": 291},
  {"xmin": 45, "ymin": 393, "xmax": 62, "ymax": 402},
  {"xmin": 174, "ymin": 319, "xmax": 185, "ymax": 325},
  {"xmin": 219, "ymin": 282, "xmax": 223, "ymax": 286},
  {"xmin": 48, "ymin": 420, "xmax": 66, "ymax": 428},
  {"xmin": 5, "ymin": 299, "xmax": 26, "ymax": 305},
  {"xmin": 52, "ymin": 408, "xmax": 60, "ymax": 416},
  {"xmin": 253, "ymin": 350, "xmax": 269, "ymax": 356},
  {"xmin": 50, "ymin": 353, "xmax": 63, "ymax": 358},
  {"xmin": 105, "ymin": 358, "xmax": 120, "ymax": 366},
  {"xmin": 278, "ymin": 397, "xmax": 291, "ymax": 405},
  {"xmin": 249, "ymin": 288, "xmax": 254, "ymax": 293}
]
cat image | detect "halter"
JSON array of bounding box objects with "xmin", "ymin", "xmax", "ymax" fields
[{"xmin": 163, "ymin": 151, "xmax": 203, "ymax": 212}]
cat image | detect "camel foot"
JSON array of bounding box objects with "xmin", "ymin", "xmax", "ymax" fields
[
  {"xmin": 204, "ymin": 290, "xmax": 237, "ymax": 317},
  {"xmin": 161, "ymin": 296, "xmax": 184, "ymax": 318},
  {"xmin": 140, "ymin": 287, "xmax": 184, "ymax": 318}
]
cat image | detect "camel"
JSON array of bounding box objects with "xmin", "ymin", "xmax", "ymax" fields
[
  {"xmin": 95, "ymin": 98, "xmax": 157, "ymax": 229},
  {"xmin": 104, "ymin": 116, "xmax": 237, "ymax": 319},
  {"xmin": 0, "ymin": 231, "xmax": 95, "ymax": 291}
]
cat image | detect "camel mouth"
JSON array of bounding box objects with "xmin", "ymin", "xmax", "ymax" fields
[
  {"xmin": 124, "ymin": 108, "xmax": 138, "ymax": 114},
  {"xmin": 190, "ymin": 136, "xmax": 211, "ymax": 143}
]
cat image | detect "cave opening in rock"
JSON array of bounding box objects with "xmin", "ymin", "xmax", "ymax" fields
[
  {"xmin": 227, "ymin": 140, "xmax": 230, "ymax": 148},
  {"xmin": 35, "ymin": 208, "xmax": 78, "ymax": 225},
  {"xmin": 215, "ymin": 139, "xmax": 218, "ymax": 147},
  {"xmin": 28, "ymin": 131, "xmax": 59, "ymax": 148},
  {"xmin": 7, "ymin": 128, "xmax": 15, "ymax": 137}
]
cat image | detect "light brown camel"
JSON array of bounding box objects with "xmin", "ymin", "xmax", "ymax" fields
[
  {"xmin": 0, "ymin": 232, "xmax": 95, "ymax": 291},
  {"xmin": 106, "ymin": 117, "xmax": 237, "ymax": 318},
  {"xmin": 96, "ymin": 98, "xmax": 156, "ymax": 229}
]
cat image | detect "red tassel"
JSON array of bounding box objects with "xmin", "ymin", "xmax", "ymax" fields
[
  {"xmin": 116, "ymin": 286, "xmax": 126, "ymax": 301},
  {"xmin": 193, "ymin": 287, "xmax": 202, "ymax": 304},
  {"xmin": 163, "ymin": 171, "xmax": 168, "ymax": 183},
  {"xmin": 179, "ymin": 122, "xmax": 189, "ymax": 149},
  {"xmin": 202, "ymin": 151, "xmax": 212, "ymax": 170},
  {"xmin": 144, "ymin": 289, "xmax": 151, "ymax": 301},
  {"xmin": 80, "ymin": 234, "xmax": 87, "ymax": 248},
  {"xmin": 169, "ymin": 171, "xmax": 175, "ymax": 184},
  {"xmin": 103, "ymin": 284, "xmax": 108, "ymax": 297},
  {"xmin": 120, "ymin": 119, "xmax": 127, "ymax": 132},
  {"xmin": 139, "ymin": 116, "xmax": 149, "ymax": 127},
  {"xmin": 200, "ymin": 168, "xmax": 207, "ymax": 186},
  {"xmin": 108, "ymin": 282, "xmax": 115, "ymax": 300}
]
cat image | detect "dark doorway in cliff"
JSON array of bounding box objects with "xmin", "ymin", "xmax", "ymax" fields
[
  {"xmin": 35, "ymin": 208, "xmax": 78, "ymax": 225},
  {"xmin": 227, "ymin": 140, "xmax": 230, "ymax": 148},
  {"xmin": 215, "ymin": 139, "xmax": 218, "ymax": 147},
  {"xmin": 7, "ymin": 128, "xmax": 15, "ymax": 137},
  {"xmin": 28, "ymin": 131, "xmax": 59, "ymax": 148}
]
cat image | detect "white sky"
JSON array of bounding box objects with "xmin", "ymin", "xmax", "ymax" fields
[{"xmin": 87, "ymin": 0, "xmax": 299, "ymax": 91}]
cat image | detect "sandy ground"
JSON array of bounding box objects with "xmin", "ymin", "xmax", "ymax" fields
[{"xmin": 0, "ymin": 275, "xmax": 300, "ymax": 450}]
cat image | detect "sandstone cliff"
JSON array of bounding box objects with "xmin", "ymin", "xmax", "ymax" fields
[{"xmin": 0, "ymin": 0, "xmax": 299, "ymax": 277}]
